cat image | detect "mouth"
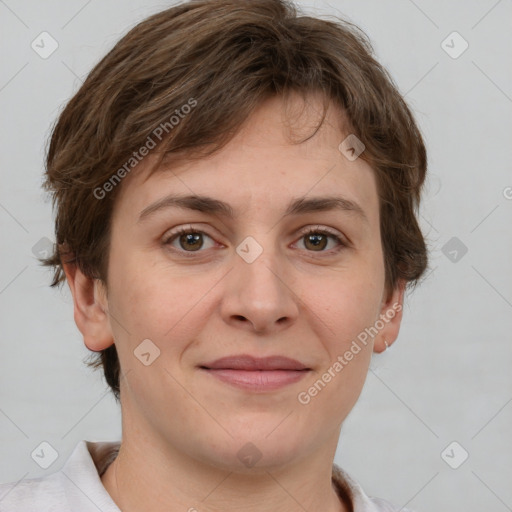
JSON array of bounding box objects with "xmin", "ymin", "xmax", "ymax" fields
[{"xmin": 198, "ymin": 355, "xmax": 311, "ymax": 392}]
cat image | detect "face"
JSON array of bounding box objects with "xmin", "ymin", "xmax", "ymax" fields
[{"xmin": 70, "ymin": 93, "xmax": 404, "ymax": 472}]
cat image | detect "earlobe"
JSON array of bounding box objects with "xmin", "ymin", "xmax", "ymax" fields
[
  {"xmin": 373, "ymin": 279, "xmax": 406, "ymax": 354},
  {"xmin": 62, "ymin": 262, "xmax": 114, "ymax": 352}
]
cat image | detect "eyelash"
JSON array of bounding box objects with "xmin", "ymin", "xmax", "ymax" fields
[{"xmin": 162, "ymin": 225, "xmax": 347, "ymax": 257}]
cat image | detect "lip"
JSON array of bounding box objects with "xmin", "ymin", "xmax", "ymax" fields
[
  {"xmin": 201, "ymin": 355, "xmax": 310, "ymax": 371},
  {"xmin": 199, "ymin": 355, "xmax": 311, "ymax": 392}
]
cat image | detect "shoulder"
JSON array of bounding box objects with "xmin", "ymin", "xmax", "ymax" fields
[
  {"xmin": 0, "ymin": 472, "xmax": 68, "ymax": 512},
  {"xmin": 0, "ymin": 440, "xmax": 121, "ymax": 512},
  {"xmin": 366, "ymin": 496, "xmax": 416, "ymax": 512},
  {"xmin": 332, "ymin": 463, "xmax": 416, "ymax": 512}
]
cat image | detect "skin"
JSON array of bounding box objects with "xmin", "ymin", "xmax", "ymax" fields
[{"xmin": 64, "ymin": 92, "xmax": 405, "ymax": 512}]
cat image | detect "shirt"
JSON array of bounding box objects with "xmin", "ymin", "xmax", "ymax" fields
[{"xmin": 0, "ymin": 440, "xmax": 413, "ymax": 511}]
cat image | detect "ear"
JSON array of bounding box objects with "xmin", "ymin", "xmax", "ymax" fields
[
  {"xmin": 62, "ymin": 262, "xmax": 114, "ymax": 352},
  {"xmin": 373, "ymin": 279, "xmax": 406, "ymax": 353}
]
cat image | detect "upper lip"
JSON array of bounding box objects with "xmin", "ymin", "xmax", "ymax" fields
[{"xmin": 200, "ymin": 355, "xmax": 310, "ymax": 371}]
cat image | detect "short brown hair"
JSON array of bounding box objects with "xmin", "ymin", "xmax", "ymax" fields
[{"xmin": 41, "ymin": 0, "xmax": 430, "ymax": 401}]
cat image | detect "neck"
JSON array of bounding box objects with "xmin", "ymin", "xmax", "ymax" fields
[{"xmin": 101, "ymin": 430, "xmax": 348, "ymax": 512}]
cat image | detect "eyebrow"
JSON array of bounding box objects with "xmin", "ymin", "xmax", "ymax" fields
[{"xmin": 138, "ymin": 193, "xmax": 369, "ymax": 224}]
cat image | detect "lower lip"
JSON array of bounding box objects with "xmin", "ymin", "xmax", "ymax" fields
[{"xmin": 201, "ymin": 369, "xmax": 310, "ymax": 391}]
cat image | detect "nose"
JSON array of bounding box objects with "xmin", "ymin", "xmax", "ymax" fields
[{"xmin": 219, "ymin": 239, "xmax": 300, "ymax": 335}]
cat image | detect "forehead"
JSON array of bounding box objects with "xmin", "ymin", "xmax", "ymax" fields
[{"xmin": 113, "ymin": 94, "xmax": 379, "ymax": 225}]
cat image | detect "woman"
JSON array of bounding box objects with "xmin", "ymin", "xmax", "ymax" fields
[{"xmin": 0, "ymin": 0, "xmax": 428, "ymax": 510}]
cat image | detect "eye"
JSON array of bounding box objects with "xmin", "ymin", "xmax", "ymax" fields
[
  {"xmin": 162, "ymin": 224, "xmax": 347, "ymax": 257},
  {"xmin": 163, "ymin": 226, "xmax": 216, "ymax": 254},
  {"xmin": 294, "ymin": 226, "xmax": 346, "ymax": 253}
]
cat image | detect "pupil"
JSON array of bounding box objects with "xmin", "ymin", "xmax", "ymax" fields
[
  {"xmin": 181, "ymin": 233, "xmax": 202, "ymax": 251},
  {"xmin": 307, "ymin": 234, "xmax": 326, "ymax": 250}
]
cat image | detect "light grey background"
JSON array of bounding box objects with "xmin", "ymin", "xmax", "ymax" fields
[{"xmin": 1, "ymin": 1, "xmax": 511, "ymax": 510}]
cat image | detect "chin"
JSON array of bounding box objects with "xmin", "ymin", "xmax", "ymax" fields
[{"xmin": 201, "ymin": 429, "xmax": 306, "ymax": 474}]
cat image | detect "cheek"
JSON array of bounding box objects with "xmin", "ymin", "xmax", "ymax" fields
[
  {"xmin": 107, "ymin": 251, "xmax": 215, "ymax": 350},
  {"xmin": 309, "ymin": 256, "xmax": 384, "ymax": 410},
  {"xmin": 299, "ymin": 284, "xmax": 377, "ymax": 418},
  {"xmin": 308, "ymin": 260, "xmax": 384, "ymax": 348}
]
